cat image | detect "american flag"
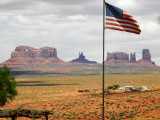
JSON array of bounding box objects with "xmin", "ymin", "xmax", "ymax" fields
[{"xmin": 105, "ymin": 2, "xmax": 141, "ymax": 34}]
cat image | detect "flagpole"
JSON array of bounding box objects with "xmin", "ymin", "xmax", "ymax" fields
[{"xmin": 102, "ymin": 0, "xmax": 105, "ymax": 120}]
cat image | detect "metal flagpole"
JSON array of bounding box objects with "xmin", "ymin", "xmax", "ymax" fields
[{"xmin": 102, "ymin": 0, "xmax": 105, "ymax": 120}]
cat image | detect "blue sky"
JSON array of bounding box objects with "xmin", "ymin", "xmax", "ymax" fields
[{"xmin": 0, "ymin": 0, "xmax": 160, "ymax": 65}]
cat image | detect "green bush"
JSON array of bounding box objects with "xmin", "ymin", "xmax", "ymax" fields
[
  {"xmin": 119, "ymin": 112, "xmax": 125, "ymax": 116},
  {"xmin": 107, "ymin": 86, "xmax": 113, "ymax": 90},
  {"xmin": 107, "ymin": 84, "xmax": 120, "ymax": 90},
  {"xmin": 0, "ymin": 65, "xmax": 17, "ymax": 106}
]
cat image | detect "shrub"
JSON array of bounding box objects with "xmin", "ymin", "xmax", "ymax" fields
[
  {"xmin": 107, "ymin": 86, "xmax": 113, "ymax": 90},
  {"xmin": 126, "ymin": 99, "xmax": 133, "ymax": 102},
  {"xmin": 107, "ymin": 84, "xmax": 120, "ymax": 90},
  {"xmin": 154, "ymin": 105, "xmax": 160, "ymax": 109},
  {"xmin": 105, "ymin": 115, "xmax": 109, "ymax": 119},
  {"xmin": 113, "ymin": 84, "xmax": 120, "ymax": 89},
  {"xmin": 119, "ymin": 112, "xmax": 125, "ymax": 116}
]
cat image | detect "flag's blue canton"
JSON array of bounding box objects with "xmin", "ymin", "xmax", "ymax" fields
[{"xmin": 105, "ymin": 2, "xmax": 123, "ymax": 19}]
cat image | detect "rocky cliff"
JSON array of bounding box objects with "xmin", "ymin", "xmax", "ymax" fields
[
  {"xmin": 105, "ymin": 49, "xmax": 156, "ymax": 66},
  {"xmin": 106, "ymin": 52, "xmax": 129, "ymax": 63},
  {"xmin": 137, "ymin": 49, "xmax": 155, "ymax": 66},
  {"xmin": 130, "ymin": 52, "xmax": 136, "ymax": 63},
  {"xmin": 0, "ymin": 46, "xmax": 156, "ymax": 67},
  {"xmin": 11, "ymin": 46, "xmax": 57, "ymax": 58},
  {"xmin": 71, "ymin": 52, "xmax": 97, "ymax": 64},
  {"xmin": 142, "ymin": 49, "xmax": 151, "ymax": 61},
  {"xmin": 0, "ymin": 46, "xmax": 64, "ymax": 67}
]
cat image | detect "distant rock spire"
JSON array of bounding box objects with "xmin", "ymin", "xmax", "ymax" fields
[
  {"xmin": 79, "ymin": 52, "xmax": 85, "ymax": 59},
  {"xmin": 71, "ymin": 52, "xmax": 97, "ymax": 64},
  {"xmin": 142, "ymin": 49, "xmax": 151, "ymax": 61},
  {"xmin": 130, "ymin": 52, "xmax": 136, "ymax": 63}
]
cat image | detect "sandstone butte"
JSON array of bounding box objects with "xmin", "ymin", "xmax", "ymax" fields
[{"xmin": 0, "ymin": 46, "xmax": 64, "ymax": 67}]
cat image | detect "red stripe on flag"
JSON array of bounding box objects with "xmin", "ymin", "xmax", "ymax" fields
[
  {"xmin": 106, "ymin": 22, "xmax": 141, "ymax": 32},
  {"xmin": 105, "ymin": 26, "xmax": 140, "ymax": 34},
  {"xmin": 122, "ymin": 17, "xmax": 138, "ymax": 23},
  {"xmin": 123, "ymin": 13, "xmax": 133, "ymax": 18}
]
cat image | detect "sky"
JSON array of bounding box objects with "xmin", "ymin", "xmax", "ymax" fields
[{"xmin": 0, "ymin": 0, "xmax": 160, "ymax": 65}]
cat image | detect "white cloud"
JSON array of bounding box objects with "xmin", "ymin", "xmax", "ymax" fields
[
  {"xmin": 0, "ymin": 0, "xmax": 159, "ymax": 66},
  {"xmin": 116, "ymin": 0, "xmax": 137, "ymax": 9},
  {"xmin": 144, "ymin": 21, "xmax": 159, "ymax": 33},
  {"xmin": 67, "ymin": 15, "xmax": 87, "ymax": 21}
]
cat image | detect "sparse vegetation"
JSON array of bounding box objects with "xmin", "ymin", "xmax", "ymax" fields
[
  {"xmin": 0, "ymin": 64, "xmax": 160, "ymax": 119},
  {"xmin": 107, "ymin": 84, "xmax": 120, "ymax": 90}
]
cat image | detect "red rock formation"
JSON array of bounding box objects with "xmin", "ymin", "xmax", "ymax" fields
[
  {"xmin": 137, "ymin": 49, "xmax": 155, "ymax": 66},
  {"xmin": 105, "ymin": 49, "xmax": 156, "ymax": 66},
  {"xmin": 136, "ymin": 59, "xmax": 155, "ymax": 66},
  {"xmin": 71, "ymin": 52, "xmax": 97, "ymax": 64},
  {"xmin": 130, "ymin": 52, "xmax": 136, "ymax": 63},
  {"xmin": 0, "ymin": 46, "xmax": 64, "ymax": 67},
  {"xmin": 142, "ymin": 49, "xmax": 151, "ymax": 61},
  {"xmin": 106, "ymin": 52, "xmax": 129, "ymax": 63}
]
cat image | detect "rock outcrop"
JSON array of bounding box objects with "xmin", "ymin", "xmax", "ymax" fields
[
  {"xmin": 105, "ymin": 49, "xmax": 156, "ymax": 66},
  {"xmin": 71, "ymin": 52, "xmax": 97, "ymax": 64},
  {"xmin": 0, "ymin": 46, "xmax": 156, "ymax": 67},
  {"xmin": 137, "ymin": 49, "xmax": 155, "ymax": 66},
  {"xmin": 142, "ymin": 49, "xmax": 151, "ymax": 61},
  {"xmin": 106, "ymin": 52, "xmax": 129, "ymax": 63},
  {"xmin": 0, "ymin": 46, "xmax": 64, "ymax": 67},
  {"xmin": 11, "ymin": 46, "xmax": 57, "ymax": 58},
  {"xmin": 130, "ymin": 52, "xmax": 136, "ymax": 63}
]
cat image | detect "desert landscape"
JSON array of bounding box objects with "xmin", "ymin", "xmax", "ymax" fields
[
  {"xmin": 0, "ymin": 0, "xmax": 160, "ymax": 119},
  {"xmin": 0, "ymin": 62, "xmax": 160, "ymax": 119},
  {"xmin": 0, "ymin": 46, "xmax": 160, "ymax": 119}
]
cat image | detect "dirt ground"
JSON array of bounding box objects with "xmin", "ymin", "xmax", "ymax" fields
[{"xmin": 0, "ymin": 89, "xmax": 160, "ymax": 120}]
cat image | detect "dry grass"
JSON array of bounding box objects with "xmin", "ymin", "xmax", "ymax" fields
[{"xmin": 0, "ymin": 66, "xmax": 160, "ymax": 119}]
